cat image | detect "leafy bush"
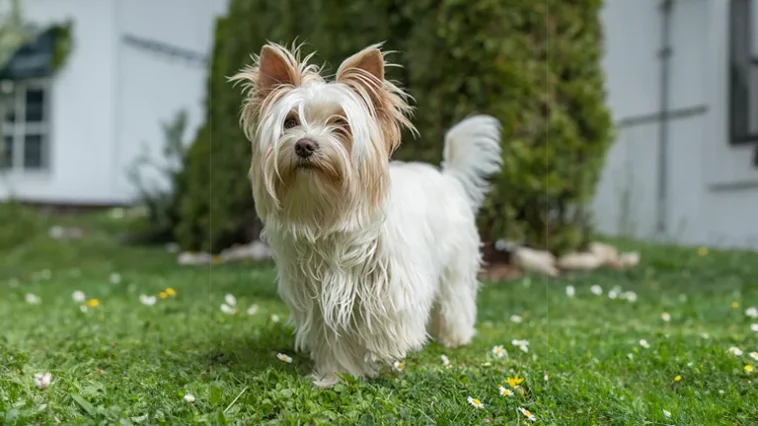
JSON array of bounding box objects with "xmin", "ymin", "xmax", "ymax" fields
[
  {"xmin": 176, "ymin": 0, "xmax": 613, "ymax": 254},
  {"xmin": 0, "ymin": 199, "xmax": 43, "ymax": 251},
  {"xmin": 124, "ymin": 110, "xmax": 189, "ymax": 245}
]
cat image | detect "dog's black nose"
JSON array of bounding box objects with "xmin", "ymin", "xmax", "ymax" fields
[{"xmin": 294, "ymin": 138, "xmax": 318, "ymax": 158}]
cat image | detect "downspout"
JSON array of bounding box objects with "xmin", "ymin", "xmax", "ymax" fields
[
  {"xmin": 111, "ymin": 0, "xmax": 122, "ymax": 205},
  {"xmin": 656, "ymin": 0, "xmax": 674, "ymax": 235}
]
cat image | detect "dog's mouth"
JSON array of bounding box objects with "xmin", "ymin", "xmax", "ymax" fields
[{"xmin": 295, "ymin": 160, "xmax": 319, "ymax": 171}]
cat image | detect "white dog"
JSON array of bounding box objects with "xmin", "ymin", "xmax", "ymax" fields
[{"xmin": 232, "ymin": 42, "xmax": 502, "ymax": 387}]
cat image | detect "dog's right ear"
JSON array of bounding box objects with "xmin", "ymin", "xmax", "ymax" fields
[
  {"xmin": 230, "ymin": 43, "xmax": 302, "ymax": 140},
  {"xmin": 256, "ymin": 45, "xmax": 299, "ymax": 100}
]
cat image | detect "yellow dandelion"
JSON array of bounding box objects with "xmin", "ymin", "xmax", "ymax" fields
[
  {"xmin": 467, "ymin": 396, "xmax": 484, "ymax": 408},
  {"xmin": 85, "ymin": 299, "xmax": 100, "ymax": 308},
  {"xmin": 732, "ymin": 301, "xmax": 740, "ymax": 309},
  {"xmin": 674, "ymin": 375, "xmax": 681, "ymax": 382},
  {"xmin": 506, "ymin": 375, "xmax": 524, "ymax": 388},
  {"xmin": 165, "ymin": 288, "xmax": 176, "ymax": 297},
  {"xmin": 697, "ymin": 246, "xmax": 708, "ymax": 256},
  {"xmin": 159, "ymin": 291, "xmax": 168, "ymax": 299},
  {"xmin": 745, "ymin": 365, "xmax": 754, "ymax": 373}
]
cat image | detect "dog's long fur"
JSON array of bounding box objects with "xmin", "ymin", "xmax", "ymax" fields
[{"xmin": 232, "ymin": 42, "xmax": 502, "ymax": 387}]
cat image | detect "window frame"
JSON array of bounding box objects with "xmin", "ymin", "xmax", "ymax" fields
[
  {"xmin": 0, "ymin": 77, "xmax": 52, "ymax": 173},
  {"xmin": 729, "ymin": 0, "xmax": 758, "ymax": 145}
]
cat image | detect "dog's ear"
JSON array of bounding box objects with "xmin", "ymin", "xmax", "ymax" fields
[
  {"xmin": 230, "ymin": 43, "xmax": 304, "ymax": 140},
  {"xmin": 336, "ymin": 45, "xmax": 385, "ymax": 108},
  {"xmin": 336, "ymin": 44, "xmax": 416, "ymax": 157},
  {"xmin": 256, "ymin": 45, "xmax": 299, "ymax": 100}
]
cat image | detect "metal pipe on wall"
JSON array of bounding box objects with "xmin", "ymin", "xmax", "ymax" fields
[{"xmin": 656, "ymin": 0, "xmax": 674, "ymax": 235}]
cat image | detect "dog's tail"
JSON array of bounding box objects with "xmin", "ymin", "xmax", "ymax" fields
[{"xmin": 441, "ymin": 115, "xmax": 503, "ymax": 212}]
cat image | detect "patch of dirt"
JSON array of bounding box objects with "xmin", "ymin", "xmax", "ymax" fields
[
  {"xmin": 479, "ymin": 262, "xmax": 524, "ymax": 282},
  {"xmin": 478, "ymin": 240, "xmax": 524, "ymax": 282}
]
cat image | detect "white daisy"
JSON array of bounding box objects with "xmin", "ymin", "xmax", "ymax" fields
[
  {"xmin": 622, "ymin": 291, "xmax": 637, "ymax": 302},
  {"xmin": 728, "ymin": 347, "xmax": 743, "ymax": 356},
  {"xmin": 510, "ymin": 315, "xmax": 523, "ymax": 323},
  {"xmin": 393, "ymin": 360, "xmax": 405, "ymax": 371},
  {"xmin": 663, "ymin": 409, "xmax": 671, "ymax": 418},
  {"xmin": 440, "ymin": 354, "xmax": 450, "ymax": 367},
  {"xmin": 220, "ymin": 303, "xmax": 237, "ymax": 315},
  {"xmin": 661, "ymin": 312, "xmax": 671, "ymax": 322},
  {"xmin": 247, "ymin": 304, "xmax": 259, "ymax": 315},
  {"xmin": 492, "ymin": 345, "xmax": 507, "ymax": 358},
  {"xmin": 481, "ymin": 362, "xmax": 492, "ymax": 367},
  {"xmin": 109, "ymin": 273, "xmax": 121, "ymax": 284},
  {"xmin": 25, "ymin": 293, "xmax": 41, "ymax": 304},
  {"xmin": 72, "ymin": 291, "xmax": 86, "ymax": 303},
  {"xmin": 751, "ymin": 323, "xmax": 758, "ymax": 332},
  {"xmin": 276, "ymin": 353, "xmax": 293, "ymax": 363},
  {"xmin": 590, "ymin": 285, "xmax": 602, "ymax": 295},
  {"xmin": 270, "ymin": 314, "xmax": 280, "ymax": 323},
  {"xmin": 512, "ymin": 339, "xmax": 529, "ymax": 353},
  {"xmin": 467, "ymin": 396, "xmax": 484, "ymax": 408},
  {"xmin": 608, "ymin": 290, "xmax": 618, "ymax": 299},
  {"xmin": 183, "ymin": 393, "xmax": 195, "ymax": 403},
  {"xmin": 746, "ymin": 307, "xmax": 758, "ymax": 319},
  {"xmin": 498, "ymin": 386, "xmax": 513, "ymax": 397},
  {"xmin": 565, "ymin": 285, "xmax": 575, "ymax": 297},
  {"xmin": 749, "ymin": 352, "xmax": 758, "ymax": 362},
  {"xmin": 139, "ymin": 295, "xmax": 157, "ymax": 306},
  {"xmin": 639, "ymin": 339, "xmax": 651, "ymax": 349},
  {"xmin": 224, "ymin": 294, "xmax": 237, "ymax": 307},
  {"xmin": 518, "ymin": 407, "xmax": 536, "ymax": 422},
  {"xmin": 33, "ymin": 372, "xmax": 52, "ymax": 390},
  {"xmin": 79, "ymin": 305, "xmax": 88, "ymax": 313}
]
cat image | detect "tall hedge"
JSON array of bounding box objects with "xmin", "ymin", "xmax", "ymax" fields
[{"xmin": 176, "ymin": 0, "xmax": 613, "ymax": 255}]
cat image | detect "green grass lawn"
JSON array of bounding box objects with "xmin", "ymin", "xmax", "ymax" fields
[{"xmin": 2, "ymin": 208, "xmax": 758, "ymax": 425}]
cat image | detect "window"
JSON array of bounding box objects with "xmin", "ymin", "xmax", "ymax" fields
[
  {"xmin": 730, "ymin": 0, "xmax": 758, "ymax": 144},
  {"xmin": 0, "ymin": 79, "xmax": 51, "ymax": 171}
]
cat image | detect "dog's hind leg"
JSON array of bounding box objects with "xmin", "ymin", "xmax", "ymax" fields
[{"xmin": 429, "ymin": 249, "xmax": 481, "ymax": 348}]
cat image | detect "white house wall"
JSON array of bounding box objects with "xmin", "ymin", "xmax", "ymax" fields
[
  {"xmin": 594, "ymin": 0, "xmax": 758, "ymax": 250},
  {"xmin": 112, "ymin": 0, "xmax": 229, "ymax": 202},
  {"xmin": 0, "ymin": 0, "xmax": 118, "ymax": 204}
]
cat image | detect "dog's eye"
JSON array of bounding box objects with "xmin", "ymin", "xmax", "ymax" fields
[
  {"xmin": 333, "ymin": 117, "xmax": 349, "ymax": 129},
  {"xmin": 283, "ymin": 117, "xmax": 299, "ymax": 129}
]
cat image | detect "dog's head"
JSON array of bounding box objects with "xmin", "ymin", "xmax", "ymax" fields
[{"xmin": 232, "ymin": 42, "xmax": 415, "ymax": 236}]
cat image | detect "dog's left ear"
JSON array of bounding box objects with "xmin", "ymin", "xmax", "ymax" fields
[
  {"xmin": 336, "ymin": 45, "xmax": 385, "ymax": 107},
  {"xmin": 336, "ymin": 44, "xmax": 415, "ymax": 157}
]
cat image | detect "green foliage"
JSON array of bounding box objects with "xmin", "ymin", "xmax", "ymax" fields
[
  {"xmin": 49, "ymin": 21, "xmax": 73, "ymax": 71},
  {"xmin": 0, "ymin": 200, "xmax": 43, "ymax": 251},
  {"xmin": 125, "ymin": 110, "xmax": 189, "ymax": 244},
  {"xmin": 177, "ymin": 0, "xmax": 614, "ymax": 254}
]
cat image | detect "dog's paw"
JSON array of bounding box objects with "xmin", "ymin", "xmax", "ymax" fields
[
  {"xmin": 439, "ymin": 335, "xmax": 472, "ymax": 349},
  {"xmin": 311, "ymin": 373, "xmax": 340, "ymax": 388}
]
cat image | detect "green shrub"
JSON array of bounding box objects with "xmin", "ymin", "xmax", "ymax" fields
[
  {"xmin": 0, "ymin": 199, "xmax": 43, "ymax": 251},
  {"xmin": 124, "ymin": 110, "xmax": 189, "ymax": 245},
  {"xmin": 176, "ymin": 0, "xmax": 613, "ymax": 255}
]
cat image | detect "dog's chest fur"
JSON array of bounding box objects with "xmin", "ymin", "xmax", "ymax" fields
[{"xmin": 265, "ymin": 227, "xmax": 397, "ymax": 338}]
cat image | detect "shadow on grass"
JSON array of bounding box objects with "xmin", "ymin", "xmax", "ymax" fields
[{"xmin": 201, "ymin": 324, "xmax": 313, "ymax": 377}]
